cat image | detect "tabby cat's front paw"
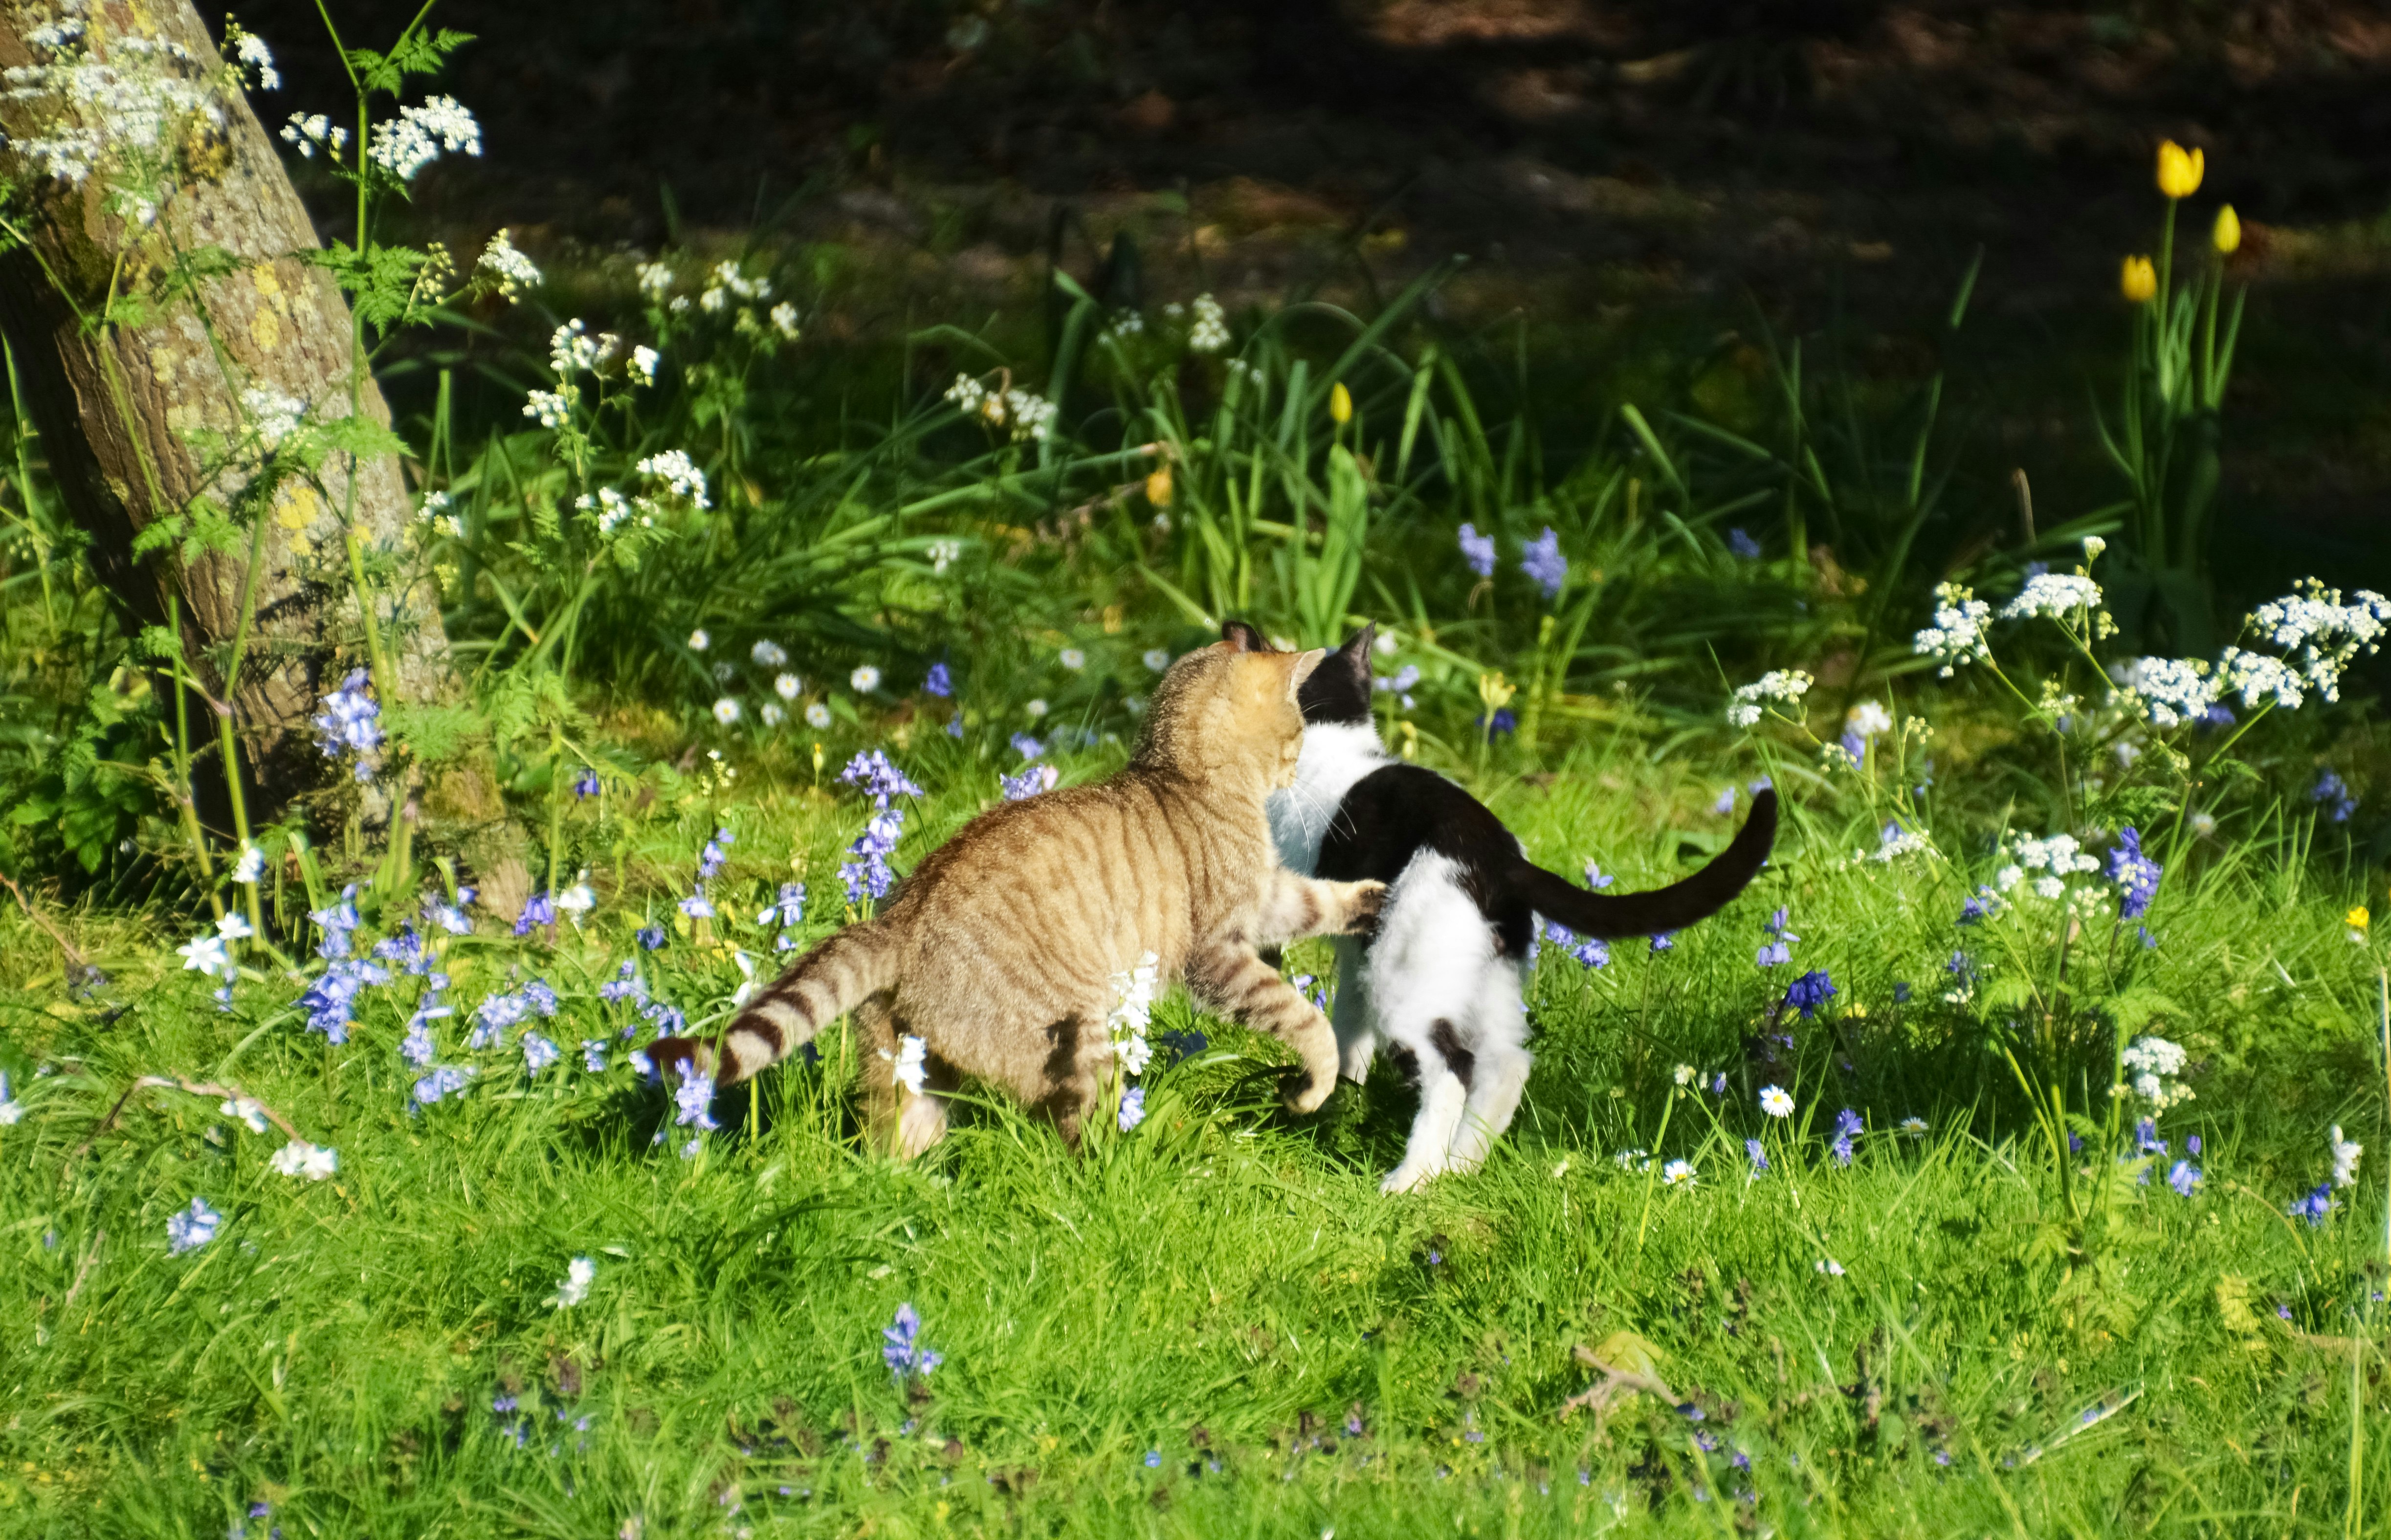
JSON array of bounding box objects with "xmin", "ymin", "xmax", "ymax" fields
[
  {"xmin": 1339, "ymin": 880, "xmax": 1389, "ymax": 939},
  {"xmin": 1281, "ymin": 1067, "xmax": 1334, "ymax": 1116}
]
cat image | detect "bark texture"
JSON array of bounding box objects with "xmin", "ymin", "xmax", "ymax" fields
[{"xmin": 0, "ymin": 0, "xmax": 445, "ymax": 797}]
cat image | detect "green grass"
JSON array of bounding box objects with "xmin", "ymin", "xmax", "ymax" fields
[{"xmin": 4, "ymin": 734, "xmax": 2388, "ymax": 1538}]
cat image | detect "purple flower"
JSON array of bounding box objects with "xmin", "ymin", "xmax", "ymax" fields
[
  {"xmin": 924, "ymin": 662, "xmax": 952, "ymax": 698},
  {"xmin": 522, "ymin": 1033, "xmax": 560, "ymax": 1074},
  {"xmin": 513, "ymin": 891, "xmax": 556, "ymax": 936},
  {"xmin": 678, "ymin": 888, "xmax": 715, "ymax": 920},
  {"xmin": 1541, "ymin": 920, "xmax": 1609, "ymax": 968},
  {"xmin": 839, "ymin": 750, "xmax": 924, "ymax": 808},
  {"xmin": 1009, "ymin": 732, "xmax": 1043, "ymax": 761},
  {"xmin": 2135, "ymin": 1118, "xmax": 2166, "ymax": 1156},
  {"xmin": 423, "ymin": 894, "xmax": 473, "ymax": 936},
  {"xmin": 2106, "ymin": 827, "xmax": 2162, "ymax": 920},
  {"xmin": 599, "ymin": 962, "xmax": 648, "ymax": 1005},
  {"xmin": 1893, "ymin": 981, "xmax": 1911, "ymax": 1003},
  {"xmin": 573, "ymin": 767, "xmax": 600, "ymax": 798},
  {"xmin": 1650, "ymin": 933, "xmax": 1674, "ymax": 953},
  {"xmin": 2290, "ymin": 1183, "xmax": 2334, "ymax": 1226},
  {"xmin": 2187, "ymin": 1134, "xmax": 2202, "ymax": 1156},
  {"xmin": 1713, "ymin": 786, "xmax": 1737, "ymax": 815},
  {"xmin": 1118, "ymin": 1085, "xmax": 1146, "ymax": 1132},
  {"xmin": 166, "ymin": 1196, "xmax": 221, "ymax": 1254},
  {"xmin": 637, "ymin": 925, "xmax": 666, "ymax": 950},
  {"xmin": 412, "ymin": 1064, "xmax": 472, "ymax": 1106},
  {"xmin": 2168, "ymin": 1160, "xmax": 2200, "ymax": 1196},
  {"xmin": 1727, "ymin": 528, "xmax": 1761, "ymax": 559},
  {"xmin": 1830, "ymin": 1108, "xmax": 1861, "ymax": 1166},
  {"xmin": 2312, "ymin": 771, "xmax": 2357, "ymax": 823},
  {"xmin": 1784, "ymin": 969, "xmax": 1837, "ymax": 1019},
  {"xmin": 1458, "ymin": 523, "xmax": 1496, "ymax": 578},
  {"xmin": 759, "ymin": 882, "xmax": 806, "ymax": 928},
  {"xmin": 675, "ymin": 1071, "xmax": 720, "ymax": 1132},
  {"xmin": 698, "ymin": 827, "xmax": 734, "ymax": 880},
  {"xmin": 311, "ymin": 669, "xmax": 382, "ymax": 780},
  {"xmin": 1475, "ymin": 708, "xmax": 1516, "ymax": 738},
  {"xmin": 581, "ymin": 1040, "xmax": 608, "ymax": 1073},
  {"xmin": 1757, "ymin": 940, "xmax": 1791, "ymax": 968},
  {"xmin": 296, "ymin": 956, "xmax": 390, "ymax": 1044},
  {"xmin": 310, "ymin": 889, "xmax": 361, "ymax": 959},
  {"xmin": 1000, "ymin": 763, "xmax": 1055, "ymax": 801},
  {"xmin": 1745, "ymin": 1138, "xmax": 1768, "ymax": 1174},
  {"xmin": 1520, "ymin": 526, "xmax": 1566, "ymax": 599},
  {"xmin": 883, "ymin": 1302, "xmax": 943, "ymax": 1377}
]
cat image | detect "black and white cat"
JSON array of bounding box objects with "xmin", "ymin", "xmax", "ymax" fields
[{"xmin": 1231, "ymin": 622, "xmax": 1778, "ymax": 1192}]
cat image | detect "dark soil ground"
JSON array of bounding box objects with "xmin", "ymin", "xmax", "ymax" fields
[{"xmin": 248, "ymin": 0, "xmax": 2391, "ymax": 601}]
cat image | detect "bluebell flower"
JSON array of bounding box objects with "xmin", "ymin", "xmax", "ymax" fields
[
  {"xmin": 1958, "ymin": 889, "xmax": 1996, "ymax": 924},
  {"xmin": 924, "ymin": 662, "xmax": 952, "ymax": 698},
  {"xmin": 758, "ymin": 882, "xmax": 806, "ymax": 928},
  {"xmin": 1119, "ymin": 1085, "xmax": 1146, "ymax": 1132},
  {"xmin": 947, "ymin": 715, "xmax": 964, "ymax": 738},
  {"xmin": 581, "ymin": 1040, "xmax": 608, "ymax": 1073},
  {"xmin": 1541, "ymin": 919, "xmax": 1610, "ymax": 968},
  {"xmin": 310, "ymin": 888, "xmax": 361, "ymax": 959},
  {"xmin": 167, "ymin": 1196, "xmax": 221, "ymax": 1254},
  {"xmin": 522, "ymin": 1033, "xmax": 560, "ymax": 1074},
  {"xmin": 513, "ymin": 891, "xmax": 556, "ymax": 936},
  {"xmin": 1650, "ymin": 933, "xmax": 1674, "ymax": 953},
  {"xmin": 1893, "ymin": 981, "xmax": 1911, "ymax": 1003},
  {"xmin": 1458, "ymin": 523, "xmax": 1496, "ymax": 578},
  {"xmin": 1520, "ymin": 526, "xmax": 1566, "ymax": 599},
  {"xmin": 1000, "ymin": 763, "xmax": 1054, "ymax": 801},
  {"xmin": 839, "ymin": 750, "xmax": 925, "ymax": 808},
  {"xmin": 2134, "ymin": 1118, "xmax": 2166, "ymax": 1156},
  {"xmin": 1009, "ymin": 732, "xmax": 1043, "ymax": 760},
  {"xmin": 1745, "ymin": 1138, "xmax": 1768, "ymax": 1174},
  {"xmin": 698, "ymin": 827, "xmax": 733, "ymax": 880},
  {"xmin": 374, "ymin": 923, "xmax": 423, "ymax": 970},
  {"xmin": 400, "ymin": 1016, "xmax": 437, "ymax": 1066},
  {"xmin": 637, "ymin": 925, "xmax": 666, "ymax": 950},
  {"xmin": 1144, "ymin": 1451, "xmax": 1162, "ymax": 1469},
  {"xmin": 2199, "ymin": 703, "xmax": 2235, "ymax": 728},
  {"xmin": 423, "ymin": 893, "xmax": 473, "ymax": 936},
  {"xmin": 2106, "ymin": 827, "xmax": 2162, "ymax": 919},
  {"xmin": 599, "ymin": 961, "xmax": 649, "ymax": 1005},
  {"xmin": 674, "ymin": 1071, "xmax": 721, "ymax": 1131},
  {"xmin": 883, "ymin": 1302, "xmax": 943, "ymax": 1377},
  {"xmin": 2168, "ymin": 1160, "xmax": 2200, "ymax": 1196},
  {"xmin": 1784, "ymin": 969, "xmax": 1837, "ymax": 1019},
  {"xmin": 2312, "ymin": 771, "xmax": 2357, "ymax": 823},
  {"xmin": 1709, "ymin": 1073, "xmax": 1726, "ymax": 1095},
  {"xmin": 1713, "ymin": 786, "xmax": 1737, "ymax": 815},
  {"xmin": 2067, "ymin": 1129, "xmax": 2083, "ymax": 1153},
  {"xmin": 2187, "ymin": 1134, "xmax": 2202, "ymax": 1155},
  {"xmin": 1474, "ymin": 707, "xmax": 1517, "ymax": 739},
  {"xmin": 679, "ymin": 888, "xmax": 716, "ymax": 920},
  {"xmin": 311, "ymin": 669, "xmax": 381, "ymax": 781},
  {"xmin": 297, "ymin": 957, "xmax": 390, "ymax": 1044},
  {"xmin": 2290, "ymin": 1183, "xmax": 2334, "ymax": 1225},
  {"xmin": 1749, "ymin": 775, "xmax": 1773, "ymax": 793},
  {"xmin": 573, "ymin": 767, "xmax": 600, "ymax": 798},
  {"xmin": 1727, "ymin": 527, "xmax": 1762, "ymax": 559},
  {"xmin": 1583, "ymin": 860, "xmax": 1615, "ymax": 889},
  {"xmin": 1757, "ymin": 940, "xmax": 1791, "ymax": 968},
  {"xmin": 1830, "ymin": 1108, "xmax": 1861, "ymax": 1166}
]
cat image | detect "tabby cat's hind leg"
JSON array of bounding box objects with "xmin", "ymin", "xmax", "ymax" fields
[{"xmin": 854, "ymin": 994, "xmax": 953, "ymax": 1160}]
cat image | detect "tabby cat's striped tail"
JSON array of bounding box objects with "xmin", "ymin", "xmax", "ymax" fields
[{"xmin": 648, "ymin": 923, "xmax": 899, "ymax": 1087}]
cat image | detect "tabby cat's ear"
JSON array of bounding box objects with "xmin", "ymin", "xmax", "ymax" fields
[
  {"xmin": 1220, "ymin": 620, "xmax": 1268, "ymax": 652},
  {"xmin": 1288, "ymin": 648, "xmax": 1328, "ymax": 691}
]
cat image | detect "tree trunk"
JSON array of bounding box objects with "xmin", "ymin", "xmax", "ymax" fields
[
  {"xmin": 0, "ymin": 0, "xmax": 440, "ymax": 785},
  {"xmin": 0, "ymin": 1, "xmax": 530, "ymax": 911}
]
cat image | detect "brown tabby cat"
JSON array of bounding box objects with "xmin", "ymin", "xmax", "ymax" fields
[{"xmin": 647, "ymin": 632, "xmax": 1385, "ymax": 1155}]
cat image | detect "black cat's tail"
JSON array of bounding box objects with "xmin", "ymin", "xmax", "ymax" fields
[{"xmin": 1515, "ymin": 789, "xmax": 1778, "ymax": 940}]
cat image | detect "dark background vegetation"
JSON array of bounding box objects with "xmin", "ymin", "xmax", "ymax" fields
[{"xmin": 241, "ymin": 0, "xmax": 2391, "ymax": 612}]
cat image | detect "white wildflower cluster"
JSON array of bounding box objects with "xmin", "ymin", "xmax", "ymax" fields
[
  {"xmin": 1725, "ymin": 669, "xmax": 1813, "ymax": 729},
  {"xmin": 2235, "ymin": 581, "xmax": 2391, "ymax": 706},
  {"xmin": 1862, "ymin": 820, "xmax": 1935, "ymax": 865},
  {"xmin": 523, "ymin": 389, "xmax": 572, "ymax": 430},
  {"xmin": 636, "ymin": 450, "xmax": 710, "ymax": 509},
  {"xmin": 629, "ymin": 345, "xmax": 659, "ymax": 384},
  {"xmin": 2120, "ymin": 1035, "xmax": 2194, "ymax": 1112},
  {"xmin": 943, "ymin": 374, "xmax": 1058, "ymax": 442},
  {"xmin": 768, "ymin": 301, "xmax": 801, "ymax": 341},
  {"xmin": 279, "ymin": 111, "xmax": 347, "ymax": 161},
  {"xmin": 231, "ymin": 32, "xmax": 278, "ymax": 91},
  {"xmin": 2214, "ymin": 648, "xmax": 2302, "ymax": 710},
  {"xmin": 3, "ymin": 8, "xmax": 239, "ymax": 224},
  {"xmin": 1105, "ymin": 310, "xmax": 1145, "ymax": 339},
  {"xmin": 1187, "ymin": 293, "xmax": 1231, "ymax": 353},
  {"xmin": 1993, "ymin": 832, "xmax": 2102, "ymax": 901},
  {"xmin": 548, "ymin": 318, "xmax": 618, "ymax": 377},
  {"xmin": 365, "ymin": 94, "xmax": 479, "ymax": 181},
  {"xmin": 2116, "ymin": 656, "xmax": 2218, "ymax": 728},
  {"xmin": 636, "ymin": 262, "xmax": 674, "ymax": 302},
  {"xmin": 927, "ymin": 538, "xmax": 962, "ymax": 575},
  {"xmin": 2331, "ymin": 1125, "xmax": 2363, "ymax": 1188},
  {"xmin": 573, "ymin": 486, "xmax": 635, "ymax": 536},
  {"xmin": 1913, "ymin": 582, "xmax": 1992, "ymax": 676},
  {"xmin": 476, "ymin": 228, "xmax": 540, "ymax": 299},
  {"xmin": 240, "ymin": 386, "xmax": 305, "ymax": 452},
  {"xmin": 1106, "ymin": 950, "xmax": 1160, "ymax": 1076},
  {"xmin": 699, "ymin": 260, "xmax": 771, "ymax": 313},
  {"xmin": 2001, "ymin": 571, "xmax": 2105, "ymax": 623}
]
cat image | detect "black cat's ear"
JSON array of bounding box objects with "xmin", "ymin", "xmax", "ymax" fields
[
  {"xmin": 1340, "ymin": 623, "xmax": 1376, "ymax": 665},
  {"xmin": 1221, "ymin": 620, "xmax": 1267, "ymax": 653}
]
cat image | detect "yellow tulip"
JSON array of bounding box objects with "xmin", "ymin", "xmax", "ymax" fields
[
  {"xmin": 2156, "ymin": 140, "xmax": 2203, "ymax": 199},
  {"xmin": 2348, "ymin": 905, "xmax": 2371, "ymax": 932},
  {"xmin": 2213, "ymin": 203, "xmax": 2240, "ymax": 255},
  {"xmin": 1144, "ymin": 464, "xmax": 1173, "ymax": 508},
  {"xmin": 1328, "ymin": 381, "xmax": 1352, "ymax": 425},
  {"xmin": 2120, "ymin": 255, "xmax": 2158, "ymax": 304}
]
